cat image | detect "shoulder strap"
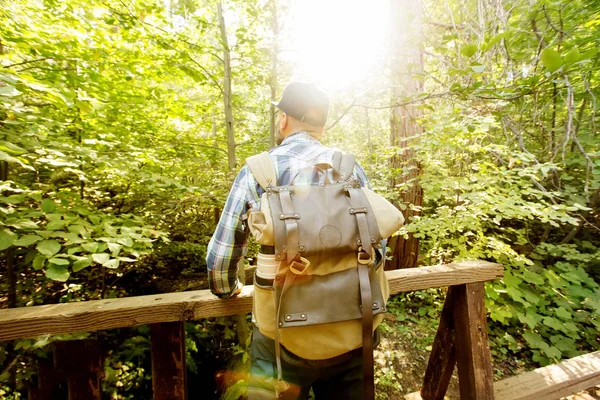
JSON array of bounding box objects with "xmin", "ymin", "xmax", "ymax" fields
[
  {"xmin": 332, "ymin": 151, "xmax": 356, "ymax": 181},
  {"xmin": 246, "ymin": 152, "xmax": 277, "ymax": 189}
]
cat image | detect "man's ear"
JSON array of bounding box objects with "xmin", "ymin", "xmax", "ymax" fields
[{"xmin": 279, "ymin": 113, "xmax": 288, "ymax": 130}]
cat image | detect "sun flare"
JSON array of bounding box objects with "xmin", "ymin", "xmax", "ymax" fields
[{"xmin": 282, "ymin": 0, "xmax": 389, "ymax": 90}]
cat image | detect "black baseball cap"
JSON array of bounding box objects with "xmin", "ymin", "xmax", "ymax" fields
[{"xmin": 272, "ymin": 82, "xmax": 329, "ymax": 127}]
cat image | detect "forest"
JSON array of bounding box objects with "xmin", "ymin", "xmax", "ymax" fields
[{"xmin": 0, "ymin": 0, "xmax": 599, "ymax": 398}]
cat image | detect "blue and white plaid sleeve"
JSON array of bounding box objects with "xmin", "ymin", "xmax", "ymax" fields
[{"xmin": 206, "ymin": 166, "xmax": 254, "ymax": 298}]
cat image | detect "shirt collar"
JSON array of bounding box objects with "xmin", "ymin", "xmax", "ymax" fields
[{"xmin": 279, "ymin": 131, "xmax": 320, "ymax": 146}]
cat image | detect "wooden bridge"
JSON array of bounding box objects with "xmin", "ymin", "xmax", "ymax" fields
[{"xmin": 0, "ymin": 261, "xmax": 598, "ymax": 399}]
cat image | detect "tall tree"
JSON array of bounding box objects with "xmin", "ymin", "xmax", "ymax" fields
[
  {"xmin": 218, "ymin": 1, "xmax": 236, "ymax": 171},
  {"xmin": 269, "ymin": 0, "xmax": 279, "ymax": 148},
  {"xmin": 387, "ymin": 0, "xmax": 424, "ymax": 270}
]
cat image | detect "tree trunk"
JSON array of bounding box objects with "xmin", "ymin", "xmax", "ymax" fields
[
  {"xmin": 217, "ymin": 1, "xmax": 236, "ymax": 171},
  {"xmin": 269, "ymin": 0, "xmax": 279, "ymax": 149},
  {"xmin": 0, "ymin": 162, "xmax": 16, "ymax": 389},
  {"xmin": 0, "ymin": 163, "xmax": 16, "ymax": 308},
  {"xmin": 387, "ymin": 0, "xmax": 424, "ymax": 270}
]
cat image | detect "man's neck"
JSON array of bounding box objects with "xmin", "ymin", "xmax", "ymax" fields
[{"xmin": 284, "ymin": 130, "xmax": 321, "ymax": 141}]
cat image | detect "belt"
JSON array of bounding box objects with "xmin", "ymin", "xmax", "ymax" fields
[{"xmin": 259, "ymin": 245, "xmax": 275, "ymax": 254}]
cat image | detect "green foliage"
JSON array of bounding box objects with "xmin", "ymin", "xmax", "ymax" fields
[
  {"xmin": 1, "ymin": 0, "xmax": 599, "ymax": 397},
  {"xmin": 392, "ymin": 0, "xmax": 600, "ymax": 368}
]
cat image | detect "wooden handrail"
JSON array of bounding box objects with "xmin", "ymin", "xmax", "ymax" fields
[
  {"xmin": 0, "ymin": 261, "xmax": 502, "ymax": 342},
  {"xmin": 405, "ymin": 350, "xmax": 600, "ymax": 400}
]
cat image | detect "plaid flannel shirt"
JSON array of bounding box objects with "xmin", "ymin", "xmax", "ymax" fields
[{"xmin": 206, "ymin": 131, "xmax": 370, "ymax": 298}]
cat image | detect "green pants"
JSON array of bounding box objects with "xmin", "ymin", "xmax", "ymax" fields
[{"xmin": 248, "ymin": 327, "xmax": 366, "ymax": 400}]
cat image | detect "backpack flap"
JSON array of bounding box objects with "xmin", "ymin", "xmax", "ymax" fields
[
  {"xmin": 275, "ymin": 262, "xmax": 385, "ymax": 328},
  {"xmin": 267, "ymin": 182, "xmax": 381, "ymax": 272}
]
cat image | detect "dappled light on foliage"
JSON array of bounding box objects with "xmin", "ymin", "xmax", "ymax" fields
[{"xmin": 1, "ymin": 0, "xmax": 599, "ymax": 398}]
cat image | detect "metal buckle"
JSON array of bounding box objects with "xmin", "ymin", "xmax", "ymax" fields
[
  {"xmin": 289, "ymin": 257, "xmax": 310, "ymax": 274},
  {"xmin": 357, "ymin": 247, "xmax": 373, "ymax": 265}
]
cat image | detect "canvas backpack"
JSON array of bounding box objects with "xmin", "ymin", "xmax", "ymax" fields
[{"xmin": 246, "ymin": 151, "xmax": 404, "ymax": 399}]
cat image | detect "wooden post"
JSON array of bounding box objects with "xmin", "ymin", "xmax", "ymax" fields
[
  {"xmin": 150, "ymin": 322, "xmax": 187, "ymax": 400},
  {"xmin": 28, "ymin": 358, "xmax": 60, "ymax": 400},
  {"xmin": 53, "ymin": 340, "xmax": 102, "ymax": 400},
  {"xmin": 452, "ymin": 283, "xmax": 495, "ymax": 400},
  {"xmin": 420, "ymin": 289, "xmax": 457, "ymax": 400}
]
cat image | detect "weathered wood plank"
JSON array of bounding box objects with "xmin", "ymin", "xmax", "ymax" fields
[
  {"xmin": 420, "ymin": 288, "xmax": 456, "ymax": 400},
  {"xmin": 453, "ymin": 283, "xmax": 495, "ymax": 400},
  {"xmin": 494, "ymin": 351, "xmax": 600, "ymax": 400},
  {"xmin": 150, "ymin": 322, "xmax": 187, "ymax": 400},
  {"xmin": 386, "ymin": 261, "xmax": 503, "ymax": 294},
  {"xmin": 0, "ymin": 261, "xmax": 503, "ymax": 341},
  {"xmin": 0, "ymin": 287, "xmax": 253, "ymax": 342}
]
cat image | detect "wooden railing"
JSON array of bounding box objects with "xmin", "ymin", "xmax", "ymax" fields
[{"xmin": 0, "ymin": 261, "xmax": 504, "ymax": 399}]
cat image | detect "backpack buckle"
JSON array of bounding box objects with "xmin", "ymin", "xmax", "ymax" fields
[
  {"xmin": 357, "ymin": 247, "xmax": 373, "ymax": 265},
  {"xmin": 289, "ymin": 257, "xmax": 310, "ymax": 274}
]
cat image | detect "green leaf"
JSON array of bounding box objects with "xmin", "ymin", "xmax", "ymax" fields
[
  {"xmin": 104, "ymin": 258, "xmax": 120, "ymax": 269},
  {"xmin": 45, "ymin": 213, "xmax": 62, "ymax": 222},
  {"xmin": 0, "ymin": 141, "xmax": 27, "ymax": 155},
  {"xmin": 563, "ymin": 47, "xmax": 580, "ymax": 64},
  {"xmin": 555, "ymin": 307, "xmax": 571, "ymax": 320},
  {"xmin": 46, "ymin": 220, "xmax": 66, "ymax": 231},
  {"xmin": 81, "ymin": 242, "xmax": 99, "ymax": 253},
  {"xmin": 3, "ymin": 194, "xmax": 26, "ymax": 204},
  {"xmin": 72, "ymin": 256, "xmax": 93, "ymax": 272},
  {"xmin": 92, "ymin": 252, "xmax": 110, "ymax": 265},
  {"xmin": 522, "ymin": 270, "xmax": 544, "ymax": 285},
  {"xmin": 0, "ymin": 84, "xmax": 21, "ymax": 97},
  {"xmin": 482, "ymin": 32, "xmax": 507, "ymax": 52},
  {"xmin": 62, "ymin": 232, "xmax": 83, "ymax": 244},
  {"xmin": 41, "ymin": 198, "xmax": 56, "ymax": 213},
  {"xmin": 503, "ymin": 273, "xmax": 521, "ymax": 287},
  {"xmin": 0, "ymin": 229, "xmax": 18, "ymax": 250},
  {"xmin": 550, "ymin": 335, "xmax": 576, "ymax": 353},
  {"xmin": 7, "ymin": 220, "xmax": 38, "ymax": 230},
  {"xmin": 117, "ymin": 237, "xmax": 133, "ymax": 247},
  {"xmin": 36, "ymin": 240, "xmax": 61, "ymax": 257},
  {"xmin": 469, "ymin": 64, "xmax": 485, "ymax": 73},
  {"xmin": 461, "ymin": 44, "xmax": 478, "ymax": 57},
  {"xmin": 74, "ymin": 207, "xmax": 90, "ymax": 216},
  {"xmin": 517, "ymin": 311, "xmax": 542, "ymax": 329},
  {"xmin": 32, "ymin": 255, "xmax": 46, "ymax": 270},
  {"xmin": 67, "ymin": 246, "xmax": 83, "ymax": 255},
  {"xmin": 108, "ymin": 242, "xmax": 122, "ymax": 255},
  {"xmin": 581, "ymin": 48, "xmax": 598, "ymax": 60},
  {"xmin": 541, "ymin": 48, "xmax": 562, "ymax": 72},
  {"xmin": 0, "ymin": 152, "xmax": 33, "ymax": 170},
  {"xmin": 542, "ymin": 316, "xmax": 563, "ymax": 331},
  {"xmin": 45, "ymin": 264, "xmax": 70, "ymax": 281},
  {"xmin": 543, "ymin": 346, "xmax": 562, "ymax": 359},
  {"xmin": 49, "ymin": 257, "xmax": 69, "ymax": 265},
  {"xmin": 68, "ymin": 224, "xmax": 88, "ymax": 236},
  {"xmin": 522, "ymin": 331, "xmax": 549, "ymax": 351},
  {"xmin": 14, "ymin": 234, "xmax": 42, "ymax": 247}
]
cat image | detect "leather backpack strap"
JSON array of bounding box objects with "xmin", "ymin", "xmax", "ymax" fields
[
  {"xmin": 332, "ymin": 151, "xmax": 356, "ymax": 181},
  {"xmin": 246, "ymin": 152, "xmax": 276, "ymax": 189},
  {"xmin": 273, "ymin": 271, "xmax": 298, "ymax": 398},
  {"xmin": 358, "ymin": 262, "xmax": 375, "ymax": 400},
  {"xmin": 339, "ymin": 153, "xmax": 356, "ymax": 181},
  {"xmin": 346, "ymin": 185, "xmax": 375, "ymax": 400}
]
